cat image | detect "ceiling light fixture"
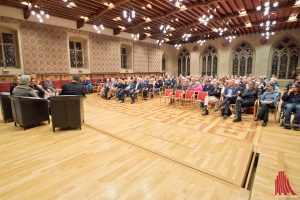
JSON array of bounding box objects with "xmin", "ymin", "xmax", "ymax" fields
[
  {"xmin": 197, "ymin": 39, "xmax": 206, "ymax": 46},
  {"xmin": 216, "ymin": 27, "xmax": 227, "ymax": 36},
  {"xmin": 256, "ymin": 1, "xmax": 279, "ymax": 16},
  {"xmin": 156, "ymin": 39, "xmax": 165, "ymax": 46},
  {"xmin": 131, "ymin": 33, "xmax": 140, "ymax": 41},
  {"xmin": 174, "ymin": 43, "xmax": 182, "ymax": 49},
  {"xmin": 182, "ymin": 33, "xmax": 192, "ymax": 41},
  {"xmin": 122, "ymin": 0, "xmax": 136, "ymax": 23},
  {"xmin": 199, "ymin": 12, "xmax": 213, "ymax": 26},
  {"xmin": 169, "ymin": 0, "xmax": 185, "ymax": 9},
  {"xmin": 93, "ymin": 24, "xmax": 105, "ymax": 33}
]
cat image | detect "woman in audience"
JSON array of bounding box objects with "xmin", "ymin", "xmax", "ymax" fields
[
  {"xmin": 12, "ymin": 75, "xmax": 39, "ymax": 97},
  {"xmin": 202, "ymin": 80, "xmax": 221, "ymax": 115},
  {"xmin": 281, "ymin": 83, "xmax": 300, "ymax": 129},
  {"xmin": 255, "ymin": 82, "xmax": 279, "ymax": 127}
]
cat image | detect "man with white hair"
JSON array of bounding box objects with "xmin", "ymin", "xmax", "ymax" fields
[{"xmin": 12, "ymin": 75, "xmax": 39, "ymax": 97}]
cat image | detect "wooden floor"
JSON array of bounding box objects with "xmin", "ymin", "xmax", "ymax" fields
[{"xmin": 0, "ymin": 94, "xmax": 299, "ymax": 200}]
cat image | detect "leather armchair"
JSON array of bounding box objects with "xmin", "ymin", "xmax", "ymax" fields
[
  {"xmin": 49, "ymin": 95, "xmax": 84, "ymax": 132},
  {"xmin": 9, "ymin": 96, "xmax": 50, "ymax": 130},
  {"xmin": 0, "ymin": 92, "xmax": 13, "ymax": 123}
]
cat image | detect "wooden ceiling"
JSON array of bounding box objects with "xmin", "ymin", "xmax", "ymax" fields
[{"xmin": 1, "ymin": 0, "xmax": 300, "ymax": 44}]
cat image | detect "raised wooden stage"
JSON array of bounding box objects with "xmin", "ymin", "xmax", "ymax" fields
[{"xmin": 0, "ymin": 95, "xmax": 299, "ymax": 200}]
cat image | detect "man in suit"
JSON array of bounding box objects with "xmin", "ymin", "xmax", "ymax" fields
[
  {"xmin": 60, "ymin": 74, "xmax": 86, "ymax": 96},
  {"xmin": 233, "ymin": 80, "xmax": 258, "ymax": 122},
  {"xmin": 118, "ymin": 79, "xmax": 135, "ymax": 103},
  {"xmin": 216, "ymin": 79, "xmax": 238, "ymax": 119},
  {"xmin": 130, "ymin": 77, "xmax": 144, "ymax": 104}
]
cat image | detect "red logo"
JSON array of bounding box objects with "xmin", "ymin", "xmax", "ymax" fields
[{"xmin": 275, "ymin": 171, "xmax": 297, "ymax": 196}]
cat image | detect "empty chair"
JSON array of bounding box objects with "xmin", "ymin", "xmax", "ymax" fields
[
  {"xmin": 0, "ymin": 92, "xmax": 13, "ymax": 123},
  {"xmin": 9, "ymin": 96, "xmax": 50, "ymax": 130},
  {"xmin": 49, "ymin": 95, "xmax": 84, "ymax": 132}
]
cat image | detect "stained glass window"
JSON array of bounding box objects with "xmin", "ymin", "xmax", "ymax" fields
[
  {"xmin": 69, "ymin": 40, "xmax": 84, "ymax": 68},
  {"xmin": 232, "ymin": 42, "xmax": 253, "ymax": 76},
  {"xmin": 271, "ymin": 38, "xmax": 299, "ymax": 79},
  {"xmin": 202, "ymin": 46, "xmax": 217, "ymax": 76},
  {"xmin": 177, "ymin": 49, "xmax": 190, "ymax": 76},
  {"xmin": 0, "ymin": 32, "xmax": 17, "ymax": 67}
]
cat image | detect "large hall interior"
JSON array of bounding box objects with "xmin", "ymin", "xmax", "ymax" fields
[{"xmin": 0, "ymin": 0, "xmax": 300, "ymax": 199}]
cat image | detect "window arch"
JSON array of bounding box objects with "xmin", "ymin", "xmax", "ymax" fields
[
  {"xmin": 232, "ymin": 42, "xmax": 254, "ymax": 76},
  {"xmin": 177, "ymin": 49, "xmax": 190, "ymax": 76},
  {"xmin": 162, "ymin": 54, "xmax": 166, "ymax": 72},
  {"xmin": 271, "ymin": 37, "xmax": 299, "ymax": 79},
  {"xmin": 202, "ymin": 46, "xmax": 218, "ymax": 76}
]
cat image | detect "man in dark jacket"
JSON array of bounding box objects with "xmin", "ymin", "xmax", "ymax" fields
[
  {"xmin": 217, "ymin": 79, "xmax": 238, "ymax": 119},
  {"xmin": 282, "ymin": 83, "xmax": 300, "ymax": 129},
  {"xmin": 61, "ymin": 74, "xmax": 86, "ymax": 96},
  {"xmin": 233, "ymin": 81, "xmax": 258, "ymax": 122}
]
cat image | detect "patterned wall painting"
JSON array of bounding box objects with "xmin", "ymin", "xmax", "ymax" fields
[{"xmin": 1, "ymin": 17, "xmax": 162, "ymax": 74}]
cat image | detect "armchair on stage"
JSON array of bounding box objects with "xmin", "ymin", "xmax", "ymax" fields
[
  {"xmin": 49, "ymin": 95, "xmax": 84, "ymax": 132},
  {"xmin": 0, "ymin": 92, "xmax": 13, "ymax": 123},
  {"xmin": 9, "ymin": 96, "xmax": 50, "ymax": 130}
]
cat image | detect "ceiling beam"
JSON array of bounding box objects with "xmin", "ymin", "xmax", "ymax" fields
[
  {"xmin": 126, "ymin": 0, "xmax": 223, "ymax": 32},
  {"xmin": 152, "ymin": 1, "xmax": 297, "ymax": 38},
  {"xmin": 90, "ymin": 0, "xmax": 131, "ymax": 20},
  {"xmin": 171, "ymin": 16, "xmax": 298, "ymax": 43}
]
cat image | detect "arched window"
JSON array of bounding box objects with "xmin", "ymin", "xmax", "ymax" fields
[
  {"xmin": 232, "ymin": 42, "xmax": 254, "ymax": 76},
  {"xmin": 202, "ymin": 46, "xmax": 217, "ymax": 76},
  {"xmin": 271, "ymin": 38, "xmax": 299, "ymax": 79},
  {"xmin": 177, "ymin": 49, "xmax": 190, "ymax": 76},
  {"xmin": 162, "ymin": 54, "xmax": 166, "ymax": 72}
]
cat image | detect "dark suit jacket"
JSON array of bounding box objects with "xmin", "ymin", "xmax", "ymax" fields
[{"xmin": 61, "ymin": 82, "xmax": 86, "ymax": 96}]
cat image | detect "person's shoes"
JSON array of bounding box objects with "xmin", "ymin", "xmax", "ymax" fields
[
  {"xmin": 223, "ymin": 115, "xmax": 229, "ymax": 119},
  {"xmin": 262, "ymin": 121, "xmax": 267, "ymax": 127},
  {"xmin": 120, "ymin": 100, "xmax": 125, "ymax": 103},
  {"xmin": 199, "ymin": 102, "xmax": 204, "ymax": 108},
  {"xmin": 283, "ymin": 122, "xmax": 291, "ymax": 129},
  {"xmin": 233, "ymin": 118, "xmax": 242, "ymax": 122},
  {"xmin": 131, "ymin": 99, "xmax": 135, "ymax": 104},
  {"xmin": 254, "ymin": 117, "xmax": 260, "ymax": 121},
  {"xmin": 202, "ymin": 110, "xmax": 209, "ymax": 115}
]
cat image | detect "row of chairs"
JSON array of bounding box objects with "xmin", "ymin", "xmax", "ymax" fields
[
  {"xmin": 0, "ymin": 93, "xmax": 84, "ymax": 132},
  {"xmin": 160, "ymin": 89, "xmax": 283, "ymax": 123}
]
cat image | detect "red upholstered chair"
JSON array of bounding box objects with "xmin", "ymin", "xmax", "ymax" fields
[
  {"xmin": 170, "ymin": 89, "xmax": 184, "ymax": 106},
  {"xmin": 0, "ymin": 82, "xmax": 11, "ymax": 92},
  {"xmin": 160, "ymin": 88, "xmax": 173, "ymax": 104},
  {"xmin": 61, "ymin": 79, "xmax": 70, "ymax": 86},
  {"xmin": 182, "ymin": 90, "xmax": 195, "ymax": 107}
]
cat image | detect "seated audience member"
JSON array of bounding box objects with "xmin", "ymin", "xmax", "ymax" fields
[
  {"xmin": 12, "ymin": 75, "xmax": 39, "ymax": 98},
  {"xmin": 44, "ymin": 77, "xmax": 56, "ymax": 95},
  {"xmin": 202, "ymin": 79, "xmax": 213, "ymax": 92},
  {"xmin": 216, "ymin": 79, "xmax": 238, "ymax": 119},
  {"xmin": 143, "ymin": 78, "xmax": 154, "ymax": 100},
  {"xmin": 281, "ymin": 83, "xmax": 300, "ymax": 129},
  {"xmin": 103, "ymin": 78, "xmax": 113, "ymax": 99},
  {"xmin": 130, "ymin": 77, "xmax": 144, "ymax": 104},
  {"xmin": 117, "ymin": 79, "xmax": 135, "ymax": 103},
  {"xmin": 192, "ymin": 81, "xmax": 203, "ymax": 93},
  {"xmin": 83, "ymin": 77, "xmax": 93, "ymax": 94},
  {"xmin": 233, "ymin": 81, "xmax": 258, "ymax": 122},
  {"xmin": 163, "ymin": 76, "xmax": 172, "ymax": 89},
  {"xmin": 30, "ymin": 78, "xmax": 49, "ymax": 98},
  {"xmin": 286, "ymin": 75, "xmax": 300, "ymax": 90},
  {"xmin": 116, "ymin": 78, "xmax": 126, "ymax": 98},
  {"xmin": 10, "ymin": 75, "xmax": 21, "ymax": 95},
  {"xmin": 154, "ymin": 77, "xmax": 163, "ymax": 95},
  {"xmin": 60, "ymin": 74, "xmax": 86, "ymax": 96},
  {"xmin": 202, "ymin": 80, "xmax": 221, "ymax": 115},
  {"xmin": 255, "ymin": 82, "xmax": 279, "ymax": 127}
]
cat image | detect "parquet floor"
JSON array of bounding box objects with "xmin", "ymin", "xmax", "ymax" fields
[{"xmin": 0, "ymin": 94, "xmax": 299, "ymax": 200}]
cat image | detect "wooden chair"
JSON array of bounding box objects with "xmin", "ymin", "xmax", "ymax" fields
[
  {"xmin": 193, "ymin": 91, "xmax": 207, "ymax": 109},
  {"xmin": 254, "ymin": 100, "xmax": 280, "ymax": 123},
  {"xmin": 182, "ymin": 90, "xmax": 195, "ymax": 108},
  {"xmin": 170, "ymin": 90, "xmax": 184, "ymax": 106},
  {"xmin": 160, "ymin": 88, "xmax": 173, "ymax": 104}
]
